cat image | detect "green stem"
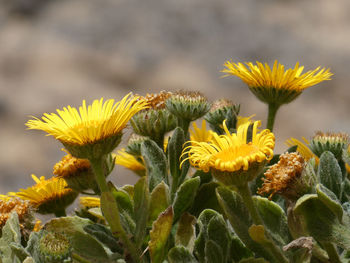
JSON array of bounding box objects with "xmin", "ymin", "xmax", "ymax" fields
[
  {"xmin": 90, "ymin": 157, "xmax": 140, "ymax": 262},
  {"xmin": 177, "ymin": 118, "xmax": 191, "ymax": 136},
  {"xmin": 237, "ymin": 183, "xmax": 289, "ymax": 263},
  {"xmin": 237, "ymin": 183, "xmax": 263, "ymax": 225},
  {"xmin": 321, "ymin": 242, "xmax": 341, "ymax": 263},
  {"xmin": 267, "ymin": 103, "xmax": 280, "ymax": 131}
]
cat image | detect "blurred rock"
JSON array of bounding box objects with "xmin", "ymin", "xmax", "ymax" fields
[{"xmin": 0, "ymin": 0, "xmax": 349, "ymax": 193}]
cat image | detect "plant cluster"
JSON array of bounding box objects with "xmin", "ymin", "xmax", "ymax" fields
[{"xmin": 1, "ymin": 60, "xmax": 349, "ymax": 263}]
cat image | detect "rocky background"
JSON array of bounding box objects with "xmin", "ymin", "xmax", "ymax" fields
[{"xmin": 0, "ymin": 0, "xmax": 349, "ymax": 193}]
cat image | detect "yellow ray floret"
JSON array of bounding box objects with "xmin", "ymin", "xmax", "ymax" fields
[
  {"xmin": 80, "ymin": 196, "xmax": 100, "ymax": 208},
  {"xmin": 10, "ymin": 175, "xmax": 73, "ymax": 208},
  {"xmin": 182, "ymin": 121, "xmax": 275, "ymax": 173},
  {"xmin": 26, "ymin": 93, "xmax": 148, "ymax": 146},
  {"xmin": 190, "ymin": 120, "xmax": 213, "ymax": 143},
  {"xmin": 222, "ymin": 60, "xmax": 332, "ymax": 92},
  {"xmin": 114, "ymin": 148, "xmax": 145, "ymax": 172},
  {"xmin": 285, "ymin": 137, "xmax": 319, "ymax": 163}
]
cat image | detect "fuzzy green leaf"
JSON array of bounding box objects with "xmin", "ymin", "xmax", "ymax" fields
[
  {"xmin": 173, "ymin": 177, "xmax": 200, "ymax": 222},
  {"xmin": 0, "ymin": 212, "xmax": 22, "ymax": 263},
  {"xmin": 194, "ymin": 209, "xmax": 219, "ymax": 263},
  {"xmin": 175, "ymin": 213, "xmax": 196, "ymax": 252},
  {"xmin": 316, "ymin": 184, "xmax": 343, "ymax": 222},
  {"xmin": 134, "ymin": 176, "xmax": 150, "ymax": 247},
  {"xmin": 294, "ymin": 194, "xmax": 350, "ymax": 249},
  {"xmin": 168, "ymin": 127, "xmax": 185, "ymax": 183},
  {"xmin": 141, "ymin": 139, "xmax": 168, "ymax": 191},
  {"xmin": 230, "ymin": 236, "xmax": 253, "ymax": 262},
  {"xmin": 149, "ymin": 181, "xmax": 171, "ymax": 226},
  {"xmin": 204, "ymin": 240, "xmax": 223, "ymax": 263},
  {"xmin": 168, "ymin": 246, "xmax": 197, "ymax": 263},
  {"xmin": 216, "ymin": 187, "xmax": 274, "ymax": 261},
  {"xmin": 318, "ymin": 151, "xmax": 342, "ymax": 199},
  {"xmin": 190, "ymin": 182, "xmax": 222, "ymax": 217},
  {"xmin": 207, "ymin": 213, "xmax": 231, "ymax": 262},
  {"xmin": 149, "ymin": 206, "xmax": 174, "ymax": 263},
  {"xmin": 253, "ymin": 196, "xmax": 291, "ymax": 246},
  {"xmin": 239, "ymin": 257, "xmax": 269, "ymax": 263}
]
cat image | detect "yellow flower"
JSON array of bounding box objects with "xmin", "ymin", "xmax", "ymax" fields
[
  {"xmin": 26, "ymin": 93, "xmax": 148, "ymax": 158},
  {"xmin": 189, "ymin": 120, "xmax": 213, "ymax": 143},
  {"xmin": 285, "ymin": 137, "xmax": 319, "ymax": 163},
  {"xmin": 222, "ymin": 60, "xmax": 332, "ymax": 105},
  {"xmin": 115, "ymin": 148, "xmax": 145, "ymax": 176},
  {"xmin": 236, "ymin": 115, "xmax": 255, "ymax": 128},
  {"xmin": 79, "ymin": 196, "xmax": 101, "ymax": 208},
  {"xmin": 182, "ymin": 121, "xmax": 275, "ymax": 185},
  {"xmin": 10, "ymin": 175, "xmax": 77, "ymax": 215}
]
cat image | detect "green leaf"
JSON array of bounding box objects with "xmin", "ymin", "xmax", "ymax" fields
[
  {"xmin": 141, "ymin": 139, "xmax": 168, "ymax": 191},
  {"xmin": 253, "ymin": 196, "xmax": 291, "ymax": 246},
  {"xmin": 168, "ymin": 246, "xmax": 197, "ymax": 263},
  {"xmin": 0, "ymin": 212, "xmax": 22, "ymax": 263},
  {"xmin": 207, "ymin": 214, "xmax": 231, "ymax": 262},
  {"xmin": 149, "ymin": 206, "xmax": 174, "ymax": 263},
  {"xmin": 149, "ymin": 181, "xmax": 171, "ymax": 226},
  {"xmin": 84, "ymin": 224, "xmax": 122, "ymax": 254},
  {"xmin": 9, "ymin": 243, "xmax": 29, "ymax": 262},
  {"xmin": 239, "ymin": 257, "xmax": 269, "ymax": 263},
  {"xmin": 168, "ymin": 127, "xmax": 185, "ymax": 184},
  {"xmin": 318, "ymin": 151, "xmax": 342, "ymax": 199},
  {"xmin": 230, "ymin": 236, "xmax": 253, "ymax": 262},
  {"xmin": 194, "ymin": 209, "xmax": 219, "ymax": 263},
  {"xmin": 175, "ymin": 213, "xmax": 196, "ymax": 252},
  {"xmin": 204, "ymin": 240, "xmax": 223, "ymax": 263},
  {"xmin": 342, "ymin": 179, "xmax": 350, "ymax": 203},
  {"xmin": 294, "ymin": 194, "xmax": 350, "ymax": 250},
  {"xmin": 215, "ymin": 187, "xmax": 274, "ymax": 261},
  {"xmin": 173, "ymin": 177, "xmax": 201, "ymax": 222},
  {"xmin": 190, "ymin": 182, "xmax": 222, "ymax": 217},
  {"xmin": 316, "ymin": 184, "xmax": 343, "ymax": 222},
  {"xmin": 192, "ymin": 170, "xmax": 212, "ymax": 185},
  {"xmin": 134, "ymin": 176, "xmax": 150, "ymax": 247}
]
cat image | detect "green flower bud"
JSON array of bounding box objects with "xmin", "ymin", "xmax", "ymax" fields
[{"xmin": 38, "ymin": 231, "xmax": 71, "ymax": 262}]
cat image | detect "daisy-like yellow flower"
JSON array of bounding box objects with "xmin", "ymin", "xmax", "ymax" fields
[
  {"xmin": 10, "ymin": 175, "xmax": 77, "ymax": 216},
  {"xmin": 115, "ymin": 148, "xmax": 145, "ymax": 176},
  {"xmin": 79, "ymin": 196, "xmax": 101, "ymax": 208},
  {"xmin": 236, "ymin": 115, "xmax": 255, "ymax": 128},
  {"xmin": 285, "ymin": 137, "xmax": 318, "ymax": 163},
  {"xmin": 189, "ymin": 120, "xmax": 213, "ymax": 143},
  {"xmin": 222, "ymin": 60, "xmax": 332, "ymax": 105},
  {"xmin": 182, "ymin": 120, "xmax": 275, "ymax": 186},
  {"xmin": 26, "ymin": 93, "xmax": 148, "ymax": 159}
]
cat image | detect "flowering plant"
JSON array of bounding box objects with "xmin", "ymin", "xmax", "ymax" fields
[{"xmin": 1, "ymin": 61, "xmax": 349, "ymax": 263}]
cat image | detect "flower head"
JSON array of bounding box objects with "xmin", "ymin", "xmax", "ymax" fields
[
  {"xmin": 258, "ymin": 152, "xmax": 306, "ymax": 200},
  {"xmin": 310, "ymin": 131, "xmax": 349, "ymax": 159},
  {"xmin": 131, "ymin": 91, "xmax": 176, "ymax": 146},
  {"xmin": 114, "ymin": 148, "xmax": 145, "ymax": 176},
  {"xmin": 166, "ymin": 90, "xmax": 211, "ymax": 121},
  {"xmin": 222, "ymin": 60, "xmax": 332, "ymax": 105},
  {"xmin": 0, "ymin": 196, "xmax": 33, "ymax": 229},
  {"xmin": 182, "ymin": 120, "xmax": 275, "ymax": 186},
  {"xmin": 11, "ymin": 175, "xmax": 77, "ymax": 215},
  {"xmin": 26, "ymin": 93, "xmax": 148, "ymax": 158}
]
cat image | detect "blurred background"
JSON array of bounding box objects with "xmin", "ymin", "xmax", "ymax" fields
[{"xmin": 0, "ymin": 0, "xmax": 349, "ymax": 193}]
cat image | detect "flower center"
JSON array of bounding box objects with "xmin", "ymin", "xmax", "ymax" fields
[{"xmin": 214, "ymin": 143, "xmax": 259, "ymax": 162}]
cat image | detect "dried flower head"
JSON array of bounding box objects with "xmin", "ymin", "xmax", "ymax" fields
[
  {"xmin": 0, "ymin": 196, "xmax": 32, "ymax": 229},
  {"xmin": 137, "ymin": 91, "xmax": 173, "ymax": 110},
  {"xmin": 222, "ymin": 60, "xmax": 332, "ymax": 105},
  {"xmin": 258, "ymin": 152, "xmax": 305, "ymax": 200}
]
